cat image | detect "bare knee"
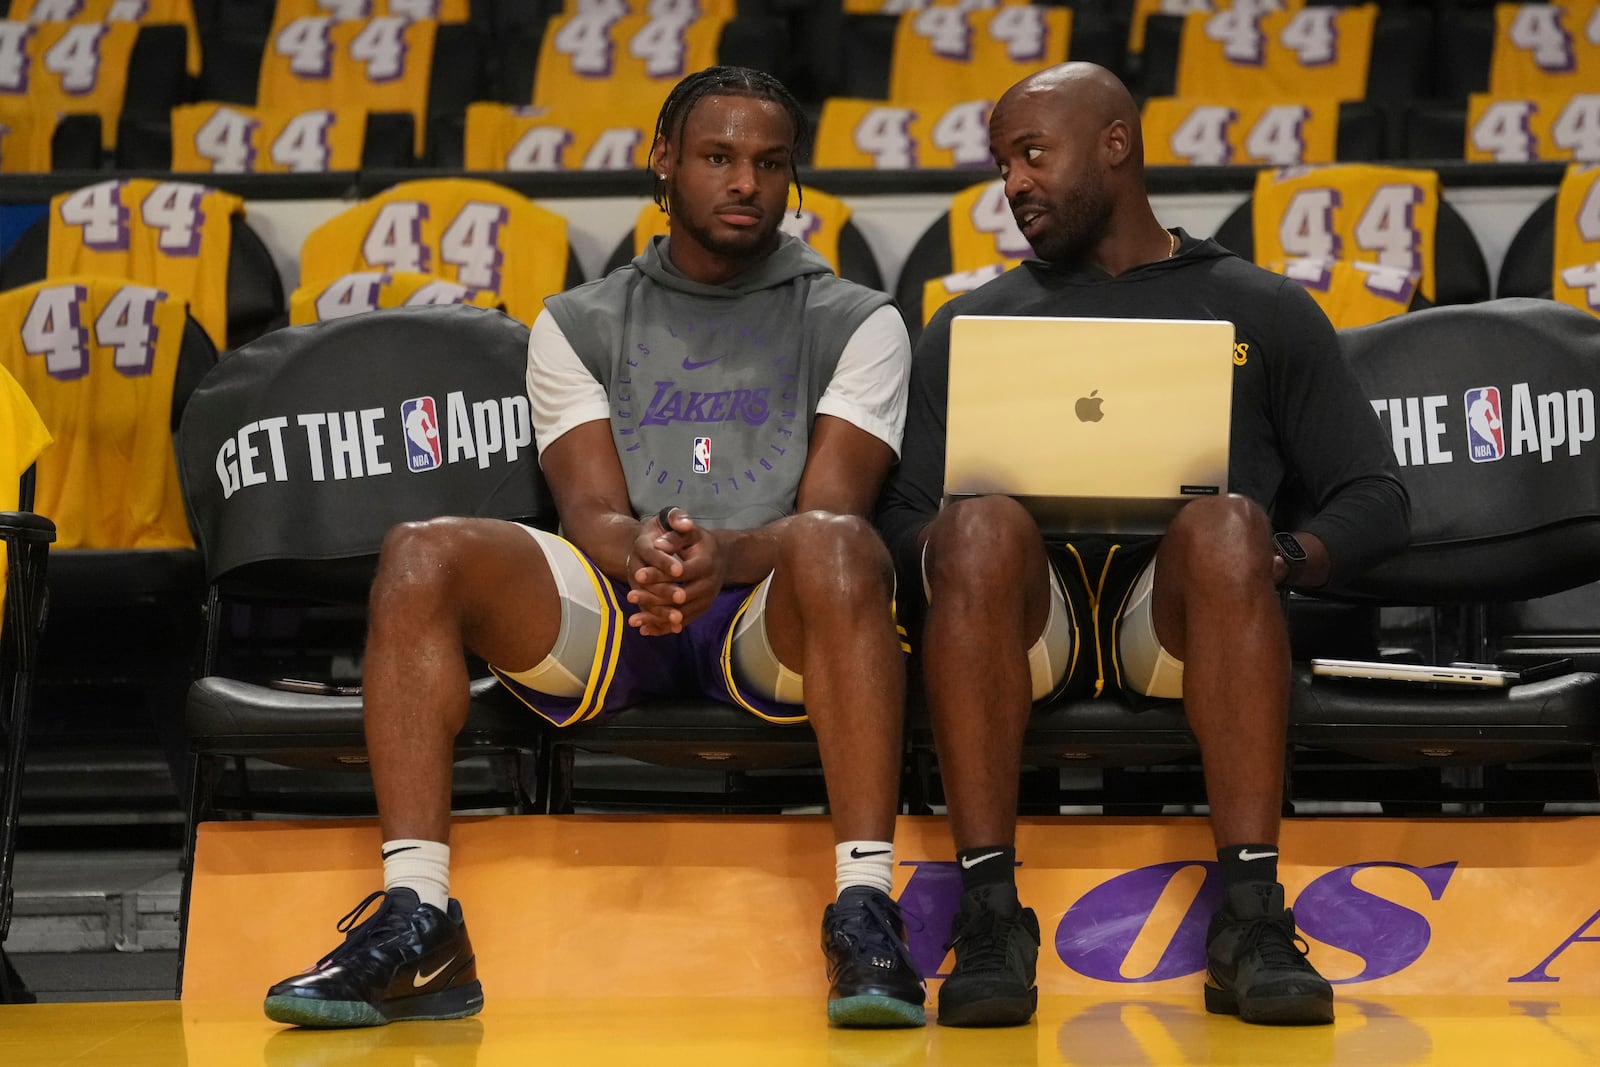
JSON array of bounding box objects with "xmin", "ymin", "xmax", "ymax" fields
[
  {"xmin": 775, "ymin": 511, "xmax": 893, "ymax": 608},
  {"xmin": 369, "ymin": 517, "xmax": 480, "ymax": 621},
  {"xmin": 925, "ymin": 495, "xmax": 1044, "ymax": 601},
  {"xmin": 1163, "ymin": 495, "xmax": 1275, "ymax": 592}
]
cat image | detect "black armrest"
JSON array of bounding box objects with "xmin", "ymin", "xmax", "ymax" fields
[{"xmin": 0, "ymin": 512, "xmax": 56, "ymax": 545}]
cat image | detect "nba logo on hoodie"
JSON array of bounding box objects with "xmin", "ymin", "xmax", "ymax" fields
[{"xmin": 693, "ymin": 436, "xmax": 711, "ymax": 473}]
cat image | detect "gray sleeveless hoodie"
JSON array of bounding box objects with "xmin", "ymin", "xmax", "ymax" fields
[{"xmin": 544, "ymin": 233, "xmax": 892, "ymax": 530}]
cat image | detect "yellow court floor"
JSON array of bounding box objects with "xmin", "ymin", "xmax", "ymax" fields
[
  {"xmin": 24, "ymin": 813, "xmax": 1594, "ymax": 1065},
  {"xmin": 3, "ymin": 995, "xmax": 1600, "ymax": 1066}
]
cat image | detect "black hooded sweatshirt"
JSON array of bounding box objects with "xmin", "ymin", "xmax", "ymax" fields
[{"xmin": 876, "ymin": 230, "xmax": 1411, "ymax": 589}]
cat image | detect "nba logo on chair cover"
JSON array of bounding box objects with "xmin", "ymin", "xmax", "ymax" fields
[
  {"xmin": 402, "ymin": 396, "xmax": 442, "ymax": 472},
  {"xmin": 1463, "ymin": 387, "xmax": 1505, "ymax": 462}
]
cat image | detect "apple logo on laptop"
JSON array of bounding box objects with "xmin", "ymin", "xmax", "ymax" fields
[{"xmin": 1074, "ymin": 390, "xmax": 1104, "ymax": 423}]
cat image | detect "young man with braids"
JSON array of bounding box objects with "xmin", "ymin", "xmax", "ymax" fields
[
  {"xmin": 877, "ymin": 63, "xmax": 1409, "ymax": 1027},
  {"xmin": 262, "ymin": 67, "xmax": 923, "ymax": 1030}
]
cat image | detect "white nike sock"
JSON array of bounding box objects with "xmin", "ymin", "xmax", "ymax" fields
[
  {"xmin": 835, "ymin": 840, "xmax": 895, "ymax": 898},
  {"xmin": 381, "ymin": 838, "xmax": 450, "ymax": 913}
]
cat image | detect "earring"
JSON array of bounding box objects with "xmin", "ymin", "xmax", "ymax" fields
[{"xmin": 656, "ymin": 173, "xmax": 665, "ymax": 179}]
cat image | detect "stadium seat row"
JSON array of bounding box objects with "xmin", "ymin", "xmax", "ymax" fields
[
  {"xmin": 6, "ymin": 293, "xmax": 1599, "ymax": 846},
  {"xmin": 2, "ymin": 166, "xmax": 1595, "ymax": 366},
  {"xmin": 5, "ymin": 0, "xmax": 1600, "ymax": 172}
]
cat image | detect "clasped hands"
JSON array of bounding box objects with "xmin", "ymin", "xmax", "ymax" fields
[{"xmin": 624, "ymin": 506, "xmax": 725, "ymax": 635}]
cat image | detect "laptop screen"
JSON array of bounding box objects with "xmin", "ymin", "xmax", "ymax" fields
[{"xmin": 944, "ymin": 315, "xmax": 1236, "ymax": 536}]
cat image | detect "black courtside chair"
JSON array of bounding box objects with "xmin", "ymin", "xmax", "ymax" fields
[
  {"xmin": 1290, "ymin": 299, "xmax": 1600, "ymax": 811},
  {"xmin": 172, "ymin": 305, "xmax": 556, "ymax": 985},
  {"xmin": 0, "ymin": 289, "xmax": 218, "ymax": 829}
]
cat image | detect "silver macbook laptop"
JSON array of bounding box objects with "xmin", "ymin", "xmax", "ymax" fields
[
  {"xmin": 1309, "ymin": 658, "xmax": 1572, "ymax": 688},
  {"xmin": 944, "ymin": 315, "xmax": 1236, "ymax": 535}
]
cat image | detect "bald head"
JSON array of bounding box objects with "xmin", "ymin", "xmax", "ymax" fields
[{"xmin": 992, "ymin": 62, "xmax": 1143, "ymax": 166}]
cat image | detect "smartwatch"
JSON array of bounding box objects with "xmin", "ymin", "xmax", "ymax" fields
[{"xmin": 1273, "ymin": 531, "xmax": 1308, "ymax": 563}]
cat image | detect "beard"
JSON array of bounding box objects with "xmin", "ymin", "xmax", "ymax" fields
[
  {"xmin": 1020, "ymin": 164, "xmax": 1112, "ymax": 265},
  {"xmin": 665, "ymin": 180, "xmax": 781, "ymax": 262}
]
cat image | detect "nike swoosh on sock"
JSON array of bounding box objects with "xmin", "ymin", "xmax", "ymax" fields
[
  {"xmin": 381, "ymin": 845, "xmax": 421, "ymax": 860},
  {"xmin": 849, "ymin": 848, "xmax": 892, "ymax": 859},
  {"xmin": 959, "ymin": 850, "xmax": 1006, "ymax": 869}
]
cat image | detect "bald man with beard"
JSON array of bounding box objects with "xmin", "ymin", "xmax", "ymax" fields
[{"xmin": 877, "ymin": 64, "xmax": 1409, "ymax": 1027}]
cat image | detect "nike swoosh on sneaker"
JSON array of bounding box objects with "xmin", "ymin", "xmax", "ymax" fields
[
  {"xmin": 381, "ymin": 845, "xmax": 419, "ymax": 860},
  {"xmin": 959, "ymin": 850, "xmax": 1006, "ymax": 869},
  {"xmin": 412, "ymin": 955, "xmax": 457, "ymax": 988},
  {"xmin": 849, "ymin": 847, "xmax": 892, "ymax": 859},
  {"xmin": 682, "ymin": 356, "xmax": 723, "ymax": 370},
  {"xmin": 1237, "ymin": 849, "xmax": 1278, "ymax": 862}
]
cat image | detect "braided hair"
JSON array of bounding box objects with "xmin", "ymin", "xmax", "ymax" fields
[{"xmin": 650, "ymin": 65, "xmax": 809, "ymax": 217}]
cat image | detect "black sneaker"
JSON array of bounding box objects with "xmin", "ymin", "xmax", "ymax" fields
[
  {"xmin": 263, "ymin": 888, "xmax": 484, "ymax": 1028},
  {"xmin": 937, "ymin": 884, "xmax": 1040, "ymax": 1027},
  {"xmin": 1205, "ymin": 882, "xmax": 1334, "ymax": 1025},
  {"xmin": 821, "ymin": 887, "xmax": 927, "ymax": 1028}
]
